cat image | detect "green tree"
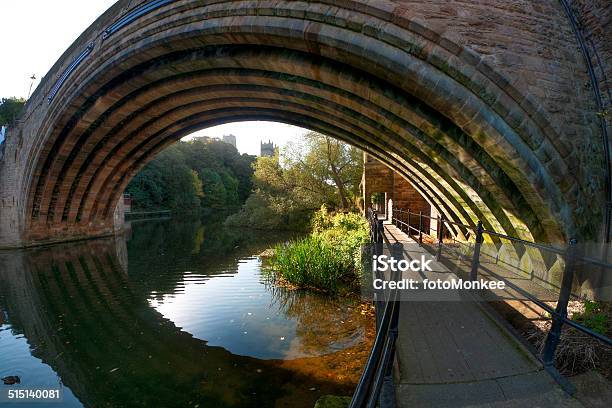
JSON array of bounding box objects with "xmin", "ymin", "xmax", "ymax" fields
[
  {"xmin": 226, "ymin": 132, "xmax": 363, "ymax": 230},
  {"xmin": 299, "ymin": 132, "xmax": 363, "ymax": 209},
  {"xmin": 125, "ymin": 138, "xmax": 255, "ymax": 215},
  {"xmin": 0, "ymin": 97, "xmax": 26, "ymax": 126},
  {"xmin": 200, "ymin": 168, "xmax": 227, "ymax": 210},
  {"xmin": 231, "ymin": 153, "xmax": 257, "ymax": 202}
]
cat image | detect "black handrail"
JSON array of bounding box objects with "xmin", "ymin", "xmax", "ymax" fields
[
  {"xmin": 47, "ymin": 43, "xmax": 95, "ymax": 103},
  {"xmin": 481, "ymin": 228, "xmax": 566, "ymax": 255},
  {"xmin": 102, "ymin": 0, "xmax": 175, "ymax": 40},
  {"xmin": 47, "ymin": 0, "xmax": 178, "ymax": 104},
  {"xmin": 366, "ymin": 208, "xmax": 383, "ymax": 244},
  {"xmin": 392, "ymin": 207, "xmax": 612, "ymax": 267},
  {"xmin": 349, "ymin": 288, "xmax": 399, "ymax": 407},
  {"xmin": 390, "ymin": 207, "xmax": 612, "ymax": 356},
  {"xmin": 350, "ymin": 215, "xmax": 401, "ymax": 407}
]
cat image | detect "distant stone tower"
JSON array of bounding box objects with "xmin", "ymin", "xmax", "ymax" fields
[
  {"xmin": 260, "ymin": 140, "xmax": 275, "ymax": 157},
  {"xmin": 222, "ymin": 134, "xmax": 237, "ymax": 148}
]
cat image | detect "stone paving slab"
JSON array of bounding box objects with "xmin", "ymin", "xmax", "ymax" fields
[{"xmin": 396, "ymin": 371, "xmax": 583, "ymax": 408}]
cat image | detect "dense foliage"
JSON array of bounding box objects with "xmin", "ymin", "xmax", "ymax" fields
[
  {"xmin": 125, "ymin": 138, "xmax": 255, "ymax": 215},
  {"xmin": 225, "ymin": 132, "xmax": 363, "ymax": 230},
  {"xmin": 268, "ymin": 208, "xmax": 369, "ymax": 293},
  {"xmin": 0, "ymin": 97, "xmax": 25, "ymax": 126}
]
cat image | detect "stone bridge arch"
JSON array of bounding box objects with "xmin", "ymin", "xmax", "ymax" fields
[{"xmin": 0, "ymin": 0, "xmax": 608, "ymax": 248}]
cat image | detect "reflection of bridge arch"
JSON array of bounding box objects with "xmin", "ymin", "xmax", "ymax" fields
[
  {"xmin": 0, "ymin": 238, "xmax": 359, "ymax": 407},
  {"xmin": 0, "ymin": 0, "xmax": 608, "ymax": 247}
]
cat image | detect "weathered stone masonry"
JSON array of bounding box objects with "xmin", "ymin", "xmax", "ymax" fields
[
  {"xmin": 0, "ymin": 0, "xmax": 610, "ymax": 249},
  {"xmin": 362, "ymin": 153, "xmax": 431, "ymax": 232}
]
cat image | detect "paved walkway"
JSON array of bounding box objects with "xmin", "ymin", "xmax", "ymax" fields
[{"xmin": 382, "ymin": 223, "xmax": 583, "ymax": 407}]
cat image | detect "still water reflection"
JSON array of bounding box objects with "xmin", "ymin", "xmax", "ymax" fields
[{"xmin": 0, "ymin": 218, "xmax": 373, "ymax": 407}]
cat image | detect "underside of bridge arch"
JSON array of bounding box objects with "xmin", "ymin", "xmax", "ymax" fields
[{"xmin": 0, "ymin": 0, "xmax": 607, "ymax": 248}]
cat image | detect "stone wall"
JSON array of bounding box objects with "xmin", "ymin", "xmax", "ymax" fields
[
  {"xmin": 400, "ymin": 0, "xmax": 606, "ymax": 236},
  {"xmin": 362, "ymin": 153, "xmax": 431, "ymax": 231},
  {"xmin": 392, "ymin": 171, "xmax": 431, "ymax": 231},
  {"xmin": 570, "ymin": 0, "xmax": 612, "ymax": 114},
  {"xmin": 569, "ymin": 0, "xmax": 612, "ymax": 242},
  {"xmin": 0, "ymin": 127, "xmax": 22, "ymax": 248},
  {"xmin": 362, "ymin": 153, "xmax": 393, "ymax": 216},
  {"xmin": 0, "ymin": 124, "xmax": 124, "ymax": 248}
]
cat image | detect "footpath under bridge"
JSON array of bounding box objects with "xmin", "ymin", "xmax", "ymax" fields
[{"xmin": 350, "ymin": 209, "xmax": 612, "ymax": 408}]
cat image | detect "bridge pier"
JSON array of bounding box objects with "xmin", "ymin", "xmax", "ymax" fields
[
  {"xmin": 0, "ymin": 129, "xmax": 125, "ymax": 249},
  {"xmin": 0, "ymin": 128, "xmax": 24, "ymax": 248}
]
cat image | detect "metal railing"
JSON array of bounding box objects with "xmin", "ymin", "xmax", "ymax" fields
[
  {"xmin": 47, "ymin": 0, "xmax": 177, "ymax": 105},
  {"xmin": 102, "ymin": 0, "xmax": 175, "ymax": 40},
  {"xmin": 391, "ymin": 207, "xmax": 612, "ymax": 376},
  {"xmin": 125, "ymin": 209, "xmax": 171, "ymax": 221},
  {"xmin": 366, "ymin": 208, "xmax": 384, "ymax": 244},
  {"xmin": 350, "ymin": 210, "xmax": 401, "ymax": 408}
]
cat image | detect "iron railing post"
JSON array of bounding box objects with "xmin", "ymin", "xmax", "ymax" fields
[
  {"xmin": 542, "ymin": 239, "xmax": 578, "ymax": 366},
  {"xmin": 390, "ymin": 240, "xmax": 402, "ymax": 340},
  {"xmin": 375, "ymin": 217, "xmax": 379, "ymax": 244},
  {"xmin": 407, "ymin": 209, "xmax": 411, "ymax": 237},
  {"xmin": 436, "ymin": 215, "xmax": 445, "ymax": 261},
  {"xmin": 368, "ymin": 209, "xmax": 378, "ymax": 244},
  {"xmin": 418, "ymin": 210, "xmax": 423, "ymax": 245},
  {"xmin": 397, "ymin": 209, "xmax": 401, "ymax": 230},
  {"xmin": 469, "ymin": 221, "xmax": 484, "ymax": 281}
]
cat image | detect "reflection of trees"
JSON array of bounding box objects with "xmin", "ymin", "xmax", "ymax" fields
[
  {"xmin": 0, "ymin": 230, "xmax": 372, "ymax": 407},
  {"xmin": 127, "ymin": 217, "xmax": 299, "ymax": 300},
  {"xmin": 0, "ymin": 239, "xmax": 301, "ymax": 407},
  {"xmin": 268, "ymin": 285, "xmax": 366, "ymax": 356}
]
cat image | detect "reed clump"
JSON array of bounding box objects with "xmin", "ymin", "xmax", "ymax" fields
[{"xmin": 268, "ymin": 207, "xmax": 369, "ymax": 294}]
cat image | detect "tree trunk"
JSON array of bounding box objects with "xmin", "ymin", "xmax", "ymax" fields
[{"xmin": 326, "ymin": 138, "xmax": 350, "ymax": 209}]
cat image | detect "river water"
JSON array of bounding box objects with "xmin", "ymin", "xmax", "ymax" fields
[{"xmin": 0, "ymin": 218, "xmax": 373, "ymax": 407}]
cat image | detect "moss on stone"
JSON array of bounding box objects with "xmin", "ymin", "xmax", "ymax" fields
[{"xmin": 313, "ymin": 395, "xmax": 352, "ymax": 408}]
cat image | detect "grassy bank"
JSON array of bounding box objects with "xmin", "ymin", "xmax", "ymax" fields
[{"xmin": 267, "ymin": 207, "xmax": 369, "ymax": 294}]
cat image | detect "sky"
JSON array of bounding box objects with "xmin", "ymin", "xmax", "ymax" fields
[
  {"xmin": 184, "ymin": 123, "xmax": 309, "ymax": 156},
  {"xmin": 0, "ymin": 1, "xmax": 308, "ymax": 155}
]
